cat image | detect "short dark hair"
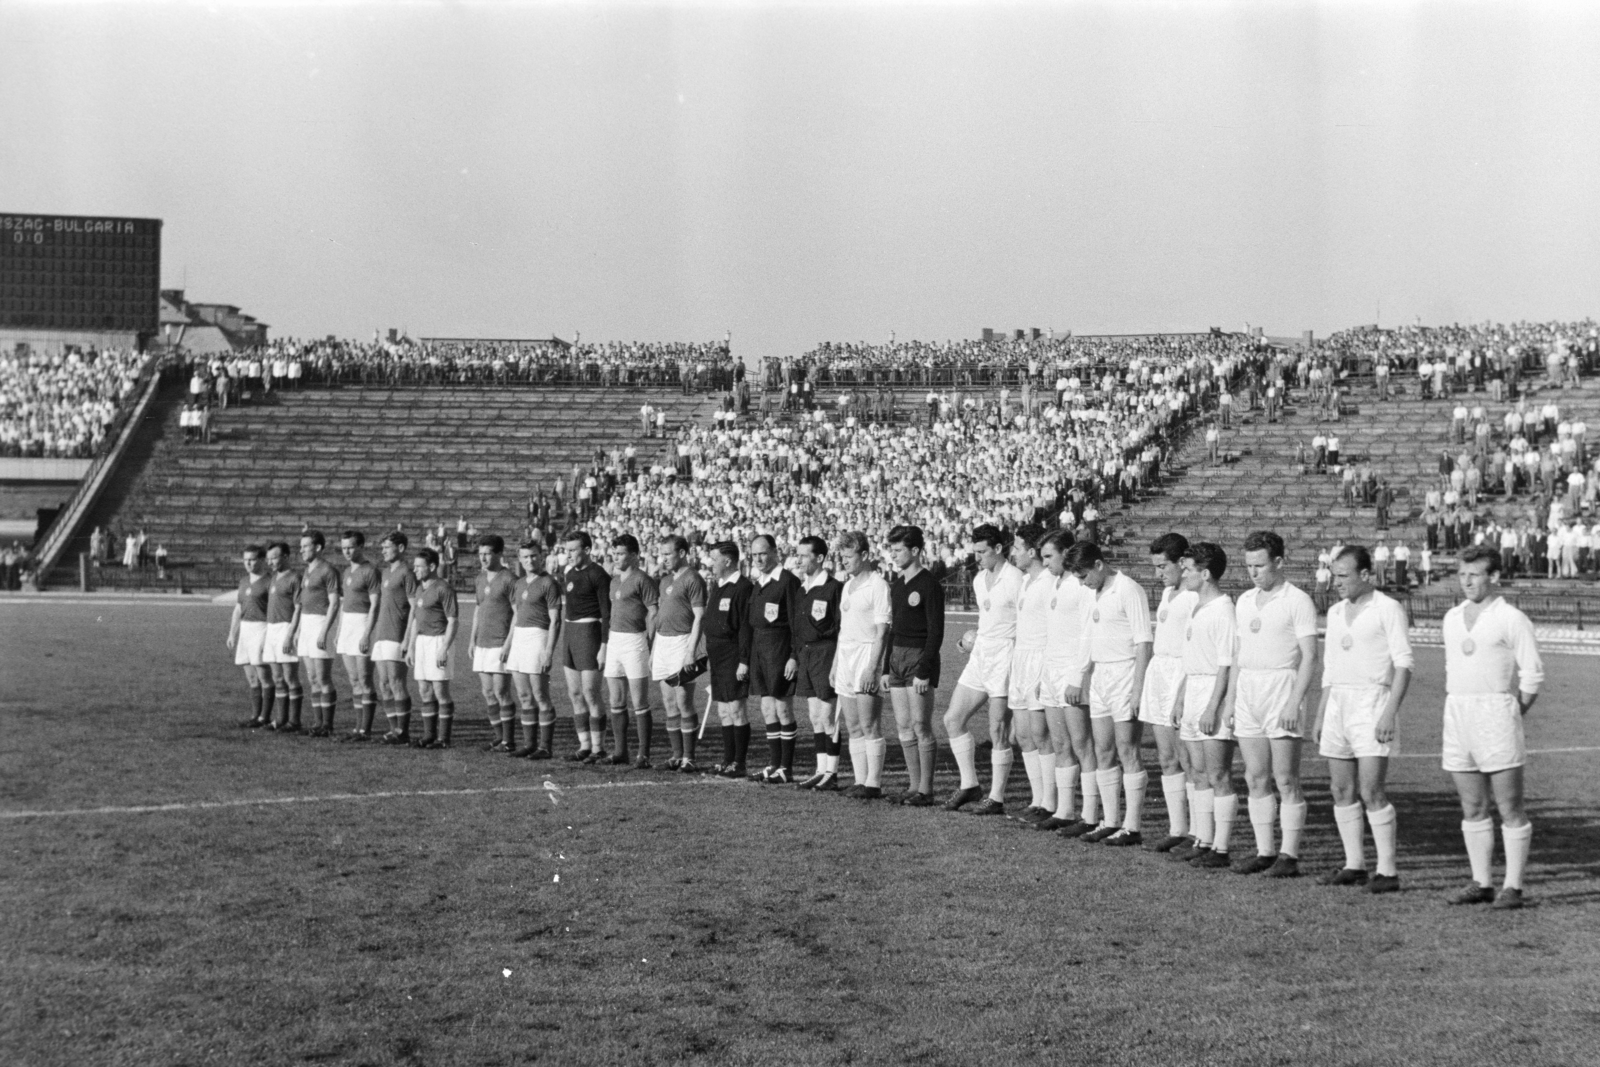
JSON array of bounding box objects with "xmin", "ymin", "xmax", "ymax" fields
[
  {"xmin": 970, "ymin": 524, "xmax": 1007, "ymax": 550},
  {"xmin": 243, "ymin": 543, "xmax": 265, "ymax": 559},
  {"xmin": 341, "ymin": 530, "xmax": 365, "ymax": 547},
  {"xmin": 1015, "ymin": 523, "xmax": 1045, "ymax": 551},
  {"xmin": 477, "ymin": 533, "xmax": 505, "ymax": 553},
  {"xmin": 658, "ymin": 534, "xmax": 690, "ymax": 554},
  {"xmin": 710, "ymin": 540, "xmax": 740, "ymax": 564},
  {"xmin": 1149, "ymin": 532, "xmax": 1189, "ymax": 562},
  {"xmin": 518, "ymin": 539, "xmax": 543, "ymax": 553},
  {"xmin": 798, "ymin": 535, "xmax": 829, "ymax": 558},
  {"xmin": 610, "ymin": 534, "xmax": 640, "ymax": 556},
  {"xmin": 1459, "ymin": 543, "xmax": 1501, "ymax": 573},
  {"xmin": 1063, "ymin": 541, "xmax": 1104, "ymax": 573},
  {"xmin": 1242, "ymin": 530, "xmax": 1286, "ymax": 560},
  {"xmin": 301, "ymin": 529, "xmax": 326, "ymax": 549},
  {"xmin": 1039, "ymin": 528, "xmax": 1075, "ymax": 555},
  {"xmin": 383, "ymin": 531, "xmax": 409, "ymax": 549},
  {"xmin": 1183, "ymin": 542, "xmax": 1228, "ymax": 581},
  {"xmin": 1335, "ymin": 545, "xmax": 1373, "ymax": 574},
  {"xmin": 267, "ymin": 541, "xmax": 291, "ymax": 558},
  {"xmin": 887, "ymin": 524, "xmax": 925, "ymax": 551},
  {"xmin": 414, "ymin": 547, "xmax": 440, "ymax": 568},
  {"xmin": 565, "ymin": 530, "xmax": 593, "ymax": 550}
]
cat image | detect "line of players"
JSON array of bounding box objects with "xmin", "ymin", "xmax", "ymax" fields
[{"xmin": 226, "ymin": 523, "xmax": 1543, "ymax": 908}]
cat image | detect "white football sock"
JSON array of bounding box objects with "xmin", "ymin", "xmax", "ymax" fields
[
  {"xmin": 1038, "ymin": 751, "xmax": 1058, "ymax": 812},
  {"xmin": 989, "ymin": 746, "xmax": 1013, "ymax": 803},
  {"xmin": 1462, "ymin": 818, "xmax": 1495, "ymax": 887},
  {"xmin": 1248, "ymin": 794, "xmax": 1278, "ymax": 857},
  {"xmin": 848, "ymin": 738, "xmax": 866, "ymax": 784},
  {"xmin": 1334, "ymin": 802, "xmax": 1367, "ymax": 871},
  {"xmin": 1021, "ymin": 750, "xmax": 1043, "ymax": 808},
  {"xmin": 1502, "ymin": 820, "xmax": 1532, "ymax": 890},
  {"xmin": 1122, "ymin": 770, "xmax": 1148, "ymax": 832},
  {"xmin": 1054, "ymin": 764, "xmax": 1079, "ymax": 820},
  {"xmin": 1191, "ymin": 788, "xmax": 1215, "ymax": 847},
  {"xmin": 1212, "ymin": 793, "xmax": 1238, "ymax": 854},
  {"xmin": 1162, "ymin": 773, "xmax": 1189, "ymax": 837},
  {"xmin": 1081, "ymin": 774, "xmax": 1100, "ymax": 824},
  {"xmin": 950, "ymin": 733, "xmax": 978, "ymax": 789},
  {"xmin": 589, "ymin": 729, "xmax": 605, "ymax": 753},
  {"xmin": 1280, "ymin": 799, "xmax": 1307, "ymax": 858},
  {"xmin": 1367, "ymin": 803, "xmax": 1398, "ymax": 877},
  {"xmin": 1096, "ymin": 767, "xmax": 1121, "ymax": 827},
  {"xmin": 864, "ymin": 737, "xmax": 886, "ymax": 788}
]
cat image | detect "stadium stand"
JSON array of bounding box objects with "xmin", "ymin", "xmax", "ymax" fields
[{"xmin": 0, "ymin": 346, "xmax": 145, "ymax": 457}]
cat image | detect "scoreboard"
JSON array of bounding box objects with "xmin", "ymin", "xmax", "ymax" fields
[{"xmin": 0, "ymin": 214, "xmax": 162, "ymax": 334}]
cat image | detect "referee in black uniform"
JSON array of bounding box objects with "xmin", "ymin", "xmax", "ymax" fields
[
  {"xmin": 743, "ymin": 533, "xmax": 802, "ymax": 783},
  {"xmin": 793, "ymin": 535, "xmax": 843, "ymax": 790},
  {"xmin": 704, "ymin": 541, "xmax": 754, "ymax": 777}
]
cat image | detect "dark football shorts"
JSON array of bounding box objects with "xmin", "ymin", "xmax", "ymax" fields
[
  {"xmin": 706, "ymin": 638, "xmax": 748, "ymax": 703},
  {"xmin": 561, "ymin": 620, "xmax": 603, "ymax": 672},
  {"xmin": 749, "ymin": 631, "xmax": 796, "ymax": 699},
  {"xmin": 794, "ymin": 642, "xmax": 837, "ymax": 701},
  {"xmin": 885, "ymin": 643, "xmax": 939, "ymax": 688}
]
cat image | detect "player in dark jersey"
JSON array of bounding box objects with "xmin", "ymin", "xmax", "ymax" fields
[
  {"xmin": 881, "ymin": 525, "xmax": 945, "ymax": 805},
  {"xmin": 263, "ymin": 541, "xmax": 305, "ymax": 733},
  {"xmin": 704, "ymin": 541, "xmax": 754, "ymax": 777},
  {"xmin": 405, "ymin": 547, "xmax": 459, "ymax": 748},
  {"xmin": 559, "ymin": 531, "xmax": 612, "ymax": 762},
  {"xmin": 293, "ymin": 530, "xmax": 343, "ymax": 737},
  {"xmin": 743, "ymin": 533, "xmax": 801, "ymax": 782},
  {"xmin": 336, "ymin": 531, "xmax": 382, "ymax": 741},
  {"xmin": 472, "ymin": 535, "xmax": 518, "ymax": 752},
  {"xmin": 652, "ymin": 535, "xmax": 707, "ymax": 771},
  {"xmin": 791, "ymin": 536, "xmax": 843, "ymax": 790},
  {"xmin": 605, "ymin": 534, "xmax": 659, "ymax": 767},
  {"xmin": 374, "ymin": 532, "xmax": 420, "ymax": 745},
  {"xmin": 227, "ymin": 544, "xmax": 273, "ymax": 728},
  {"xmin": 507, "ymin": 540, "xmax": 564, "ymax": 759}
]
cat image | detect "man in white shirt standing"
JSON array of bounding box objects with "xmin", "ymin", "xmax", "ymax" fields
[
  {"xmin": 1065, "ymin": 541, "xmax": 1154, "ymax": 845},
  {"xmin": 1229, "ymin": 531, "xmax": 1320, "ymax": 877},
  {"xmin": 1137, "ymin": 533, "xmax": 1196, "ymax": 852},
  {"xmin": 830, "ymin": 531, "xmax": 892, "ymax": 800},
  {"xmin": 1313, "ymin": 546, "xmax": 1415, "ymax": 893},
  {"xmin": 1170, "ymin": 542, "xmax": 1237, "ymax": 868},
  {"xmin": 1441, "ymin": 545, "xmax": 1544, "ymax": 909},
  {"xmin": 941, "ymin": 524, "xmax": 1024, "ymax": 814},
  {"xmin": 1034, "ymin": 529, "xmax": 1097, "ymax": 834}
]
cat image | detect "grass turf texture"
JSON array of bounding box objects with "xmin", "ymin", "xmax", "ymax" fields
[{"xmin": 3, "ymin": 599, "xmax": 1600, "ymax": 1067}]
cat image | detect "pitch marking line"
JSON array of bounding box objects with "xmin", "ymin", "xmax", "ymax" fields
[{"xmin": 0, "ymin": 776, "xmax": 735, "ymax": 821}]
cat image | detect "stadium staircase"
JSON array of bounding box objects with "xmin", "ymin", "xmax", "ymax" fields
[{"xmin": 67, "ymin": 385, "xmax": 718, "ymax": 584}]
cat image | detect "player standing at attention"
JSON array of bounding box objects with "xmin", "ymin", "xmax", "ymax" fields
[
  {"xmin": 742, "ymin": 533, "xmax": 801, "ymax": 783},
  {"xmin": 831, "ymin": 531, "xmax": 891, "ymax": 799},
  {"xmin": 1066, "ymin": 541, "xmax": 1153, "ymax": 844},
  {"xmin": 941, "ymin": 524, "xmax": 1023, "ymax": 814},
  {"xmin": 1441, "ymin": 546, "xmax": 1543, "ymax": 909},
  {"xmin": 1007, "ymin": 525, "xmax": 1057, "ymax": 823},
  {"xmin": 404, "ymin": 547, "xmax": 459, "ymax": 748},
  {"xmin": 335, "ymin": 531, "xmax": 382, "ymax": 741},
  {"xmin": 373, "ymin": 532, "xmax": 419, "ymax": 745},
  {"xmin": 1137, "ymin": 533, "xmax": 1196, "ymax": 851},
  {"xmin": 1034, "ymin": 529, "xmax": 1096, "ymax": 833},
  {"xmin": 263, "ymin": 542, "xmax": 304, "ymax": 733},
  {"xmin": 1313, "ymin": 546, "xmax": 1414, "ymax": 893},
  {"xmin": 472, "ymin": 535, "xmax": 518, "ymax": 752},
  {"xmin": 651, "ymin": 535, "xmax": 707, "ymax": 771},
  {"xmin": 791, "ymin": 536, "xmax": 842, "ymax": 789},
  {"xmin": 704, "ymin": 541, "xmax": 755, "ymax": 778},
  {"xmin": 505, "ymin": 540, "xmax": 563, "ymax": 759},
  {"xmin": 882, "ymin": 525, "xmax": 943, "ymax": 806},
  {"xmin": 1172, "ymin": 543, "xmax": 1238, "ymax": 868},
  {"xmin": 559, "ymin": 532, "xmax": 611, "ymax": 763},
  {"xmin": 1230, "ymin": 531, "xmax": 1319, "ymax": 877},
  {"xmin": 292, "ymin": 531, "xmax": 342, "ymax": 737},
  {"xmin": 227, "ymin": 544, "xmax": 273, "ymax": 728},
  {"xmin": 605, "ymin": 534, "xmax": 659, "ymax": 767}
]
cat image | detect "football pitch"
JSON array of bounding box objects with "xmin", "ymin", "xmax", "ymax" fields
[{"xmin": 4, "ymin": 598, "xmax": 1600, "ymax": 1067}]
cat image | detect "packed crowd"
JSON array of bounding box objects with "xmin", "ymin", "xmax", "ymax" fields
[
  {"xmin": 0, "ymin": 347, "xmax": 146, "ymax": 458},
  {"xmin": 1318, "ymin": 321, "xmax": 1599, "ymax": 396}
]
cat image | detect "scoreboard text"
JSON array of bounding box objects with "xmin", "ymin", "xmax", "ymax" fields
[{"xmin": 1, "ymin": 214, "xmax": 162, "ymax": 334}]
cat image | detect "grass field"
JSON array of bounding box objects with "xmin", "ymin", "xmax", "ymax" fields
[{"xmin": 4, "ymin": 597, "xmax": 1600, "ymax": 1067}]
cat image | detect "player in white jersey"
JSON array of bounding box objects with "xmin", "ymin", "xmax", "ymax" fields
[
  {"xmin": 1229, "ymin": 531, "xmax": 1320, "ymax": 878},
  {"xmin": 1034, "ymin": 529, "xmax": 1098, "ymax": 835},
  {"xmin": 1138, "ymin": 533, "xmax": 1196, "ymax": 852},
  {"xmin": 1064, "ymin": 541, "xmax": 1153, "ymax": 845},
  {"xmin": 831, "ymin": 531, "xmax": 892, "ymax": 799},
  {"xmin": 1171, "ymin": 543, "xmax": 1239, "ymax": 869},
  {"xmin": 941, "ymin": 524, "xmax": 1024, "ymax": 814},
  {"xmin": 1313, "ymin": 546, "xmax": 1414, "ymax": 894},
  {"xmin": 1007, "ymin": 525, "xmax": 1058, "ymax": 824},
  {"xmin": 1441, "ymin": 546, "xmax": 1544, "ymax": 909}
]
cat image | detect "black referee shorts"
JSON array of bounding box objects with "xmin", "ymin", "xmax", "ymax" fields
[
  {"xmin": 749, "ymin": 630, "xmax": 795, "ymax": 699},
  {"xmin": 794, "ymin": 641, "xmax": 836, "ymax": 702},
  {"xmin": 705, "ymin": 637, "xmax": 748, "ymax": 703}
]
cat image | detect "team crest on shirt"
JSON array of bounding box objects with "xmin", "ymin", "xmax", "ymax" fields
[
  {"xmin": 719, "ymin": 597, "xmax": 731, "ymax": 612},
  {"xmin": 909, "ymin": 591, "xmax": 921, "ymax": 606},
  {"xmin": 812, "ymin": 600, "xmax": 828, "ymax": 620},
  {"xmin": 765, "ymin": 603, "xmax": 780, "ymax": 623},
  {"xmin": 1185, "ymin": 626, "xmax": 1193, "ymax": 641},
  {"xmin": 1250, "ymin": 618, "xmax": 1262, "ymax": 633},
  {"xmin": 1462, "ymin": 638, "xmax": 1476, "ymax": 656},
  {"xmin": 567, "ymin": 582, "xmax": 574, "ymax": 592},
  {"xmin": 1340, "ymin": 634, "xmax": 1354, "ymax": 651},
  {"xmin": 982, "ymin": 600, "xmax": 991, "ymax": 612},
  {"xmin": 1092, "ymin": 609, "xmax": 1100, "ymax": 622},
  {"xmin": 1159, "ymin": 609, "xmax": 1168, "ymax": 623},
  {"xmin": 1050, "ymin": 598, "xmax": 1057, "ymax": 609}
]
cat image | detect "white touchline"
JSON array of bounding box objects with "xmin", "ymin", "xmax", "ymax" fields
[{"xmin": 0, "ymin": 776, "xmax": 736, "ymax": 821}]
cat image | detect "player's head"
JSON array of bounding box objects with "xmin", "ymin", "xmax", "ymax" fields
[
  {"xmin": 1180, "ymin": 542, "xmax": 1227, "ymax": 591},
  {"xmin": 242, "ymin": 543, "xmax": 265, "ymax": 574},
  {"xmin": 518, "ymin": 539, "xmax": 545, "ymax": 574},
  {"xmin": 1038, "ymin": 528, "xmax": 1075, "ymax": 577},
  {"xmin": 656, "ymin": 534, "xmax": 689, "ymax": 572},
  {"xmin": 477, "ymin": 533, "xmax": 504, "ymax": 554},
  {"xmin": 340, "ymin": 530, "xmax": 366, "ymax": 560},
  {"xmin": 968, "ymin": 524, "xmax": 1007, "ymax": 570},
  {"xmin": 413, "ymin": 546, "xmax": 440, "ymax": 579},
  {"xmin": 564, "ymin": 529, "xmax": 592, "ymax": 562},
  {"xmin": 380, "ymin": 531, "xmax": 407, "ymax": 562},
  {"xmin": 834, "ymin": 530, "xmax": 871, "ymax": 575},
  {"xmin": 609, "ymin": 533, "xmax": 640, "ymax": 569},
  {"xmin": 796, "ymin": 535, "xmax": 829, "ymax": 577},
  {"xmin": 1063, "ymin": 540, "xmax": 1107, "ymax": 589},
  {"xmin": 1242, "ymin": 530, "xmax": 1286, "ymax": 591},
  {"xmin": 1457, "ymin": 543, "xmax": 1500, "ymax": 602},
  {"xmin": 886, "ymin": 524, "xmax": 924, "ymax": 571},
  {"xmin": 1011, "ymin": 524, "xmax": 1044, "ymax": 569},
  {"xmin": 299, "ymin": 529, "xmax": 325, "ymax": 561},
  {"xmin": 1331, "ymin": 545, "xmax": 1374, "ymax": 602},
  {"xmin": 266, "ymin": 541, "xmax": 292, "ymax": 570},
  {"xmin": 1149, "ymin": 532, "xmax": 1189, "ymax": 589},
  {"xmin": 709, "ymin": 539, "xmax": 739, "ymax": 578},
  {"xmin": 750, "ymin": 533, "xmax": 778, "ymax": 574}
]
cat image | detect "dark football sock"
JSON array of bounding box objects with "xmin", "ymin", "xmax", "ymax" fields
[
  {"xmin": 767, "ymin": 724, "xmax": 782, "ymax": 768},
  {"xmin": 780, "ymin": 727, "xmax": 796, "ymax": 772},
  {"xmin": 418, "ymin": 705, "xmax": 438, "ymax": 745},
  {"xmin": 721, "ymin": 723, "xmax": 736, "ymax": 766},
  {"xmin": 358, "ymin": 697, "xmax": 376, "ymax": 733},
  {"xmin": 438, "ymin": 711, "xmax": 453, "ymax": 746},
  {"xmin": 636, "ymin": 711, "xmax": 652, "ymax": 759},
  {"xmin": 248, "ymin": 686, "xmax": 263, "ymax": 721},
  {"xmin": 667, "ymin": 725, "xmax": 684, "ymax": 760},
  {"xmin": 286, "ymin": 687, "xmax": 303, "ymax": 727},
  {"xmin": 683, "ymin": 726, "xmax": 698, "ymax": 760},
  {"xmin": 609, "ymin": 712, "xmax": 629, "ymax": 756},
  {"xmin": 735, "ymin": 723, "xmax": 752, "ymax": 765},
  {"xmin": 537, "ymin": 722, "xmax": 555, "ymax": 753},
  {"xmin": 272, "ymin": 686, "xmax": 289, "ymax": 725}
]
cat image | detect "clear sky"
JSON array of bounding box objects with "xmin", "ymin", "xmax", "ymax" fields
[{"xmin": 5, "ymin": 1, "xmax": 1597, "ymax": 359}]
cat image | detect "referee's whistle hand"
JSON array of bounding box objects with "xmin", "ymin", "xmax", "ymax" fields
[{"xmin": 784, "ymin": 659, "xmax": 797, "ymax": 680}]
